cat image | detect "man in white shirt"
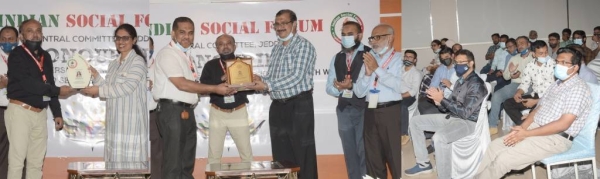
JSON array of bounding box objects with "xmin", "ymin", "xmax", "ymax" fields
[
  {"xmin": 400, "ymin": 50, "xmax": 423, "ymax": 145},
  {"xmin": 504, "ymin": 40, "xmax": 555, "ymax": 126},
  {"xmin": 146, "ymin": 36, "xmax": 162, "ymax": 179},
  {"xmin": 0, "ymin": 26, "xmax": 19, "ymax": 179},
  {"xmin": 152, "ymin": 17, "xmax": 234, "ymax": 179},
  {"xmin": 486, "ymin": 35, "xmax": 510, "ymax": 87}
]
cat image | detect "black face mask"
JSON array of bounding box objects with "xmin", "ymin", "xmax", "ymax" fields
[
  {"xmin": 219, "ymin": 53, "xmax": 236, "ymax": 61},
  {"xmin": 24, "ymin": 40, "xmax": 42, "ymax": 52},
  {"xmin": 440, "ymin": 58, "xmax": 452, "ymax": 66}
]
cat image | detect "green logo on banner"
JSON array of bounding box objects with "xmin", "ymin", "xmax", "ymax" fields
[{"xmin": 330, "ymin": 12, "xmax": 364, "ymax": 44}]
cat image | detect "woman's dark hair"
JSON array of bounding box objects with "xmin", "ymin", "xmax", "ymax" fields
[{"xmin": 114, "ymin": 23, "xmax": 146, "ymax": 62}]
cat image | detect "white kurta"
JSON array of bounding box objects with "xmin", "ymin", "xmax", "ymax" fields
[{"xmin": 93, "ymin": 51, "xmax": 148, "ymax": 162}]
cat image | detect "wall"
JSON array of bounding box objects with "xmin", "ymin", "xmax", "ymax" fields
[{"xmin": 403, "ymin": 0, "xmax": 598, "ymax": 73}]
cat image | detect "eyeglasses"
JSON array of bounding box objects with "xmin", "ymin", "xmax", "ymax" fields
[
  {"xmin": 114, "ymin": 36, "xmax": 132, "ymax": 42},
  {"xmin": 368, "ymin": 34, "xmax": 390, "ymax": 42},
  {"xmin": 594, "ymin": 33, "xmax": 600, "ymax": 37},
  {"xmin": 555, "ymin": 60, "xmax": 573, "ymax": 66},
  {"xmin": 271, "ymin": 21, "xmax": 293, "ymax": 29}
]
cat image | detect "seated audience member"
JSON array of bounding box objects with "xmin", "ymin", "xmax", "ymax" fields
[
  {"xmin": 475, "ymin": 47, "xmax": 592, "ymax": 179},
  {"xmin": 504, "ymin": 40, "xmax": 555, "ymax": 126},
  {"xmin": 488, "ymin": 36, "xmax": 532, "ymax": 135},
  {"xmin": 481, "ymin": 33, "xmax": 500, "ymax": 73},
  {"xmin": 405, "ymin": 49, "xmax": 487, "ymax": 178},
  {"xmin": 400, "ymin": 50, "xmax": 424, "ymax": 145},
  {"xmin": 417, "ymin": 47, "xmax": 455, "ymax": 115}
]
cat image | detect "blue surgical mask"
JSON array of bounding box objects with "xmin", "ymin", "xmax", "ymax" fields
[
  {"xmin": 520, "ymin": 48, "xmax": 528, "ymax": 56},
  {"xmin": 574, "ymin": 39, "xmax": 583, "ymax": 45},
  {"xmin": 341, "ymin": 36, "xmax": 356, "ymax": 48},
  {"xmin": 509, "ymin": 50, "xmax": 518, "ymax": 56},
  {"xmin": 175, "ymin": 42, "xmax": 189, "ymax": 53},
  {"xmin": 277, "ymin": 32, "xmax": 294, "ymax": 42},
  {"xmin": 537, "ymin": 56, "xmax": 549, "ymax": 64},
  {"xmin": 455, "ymin": 64, "xmax": 469, "ymax": 77},
  {"xmin": 554, "ymin": 64, "xmax": 574, "ymax": 80},
  {"xmin": 0, "ymin": 42, "xmax": 18, "ymax": 54}
]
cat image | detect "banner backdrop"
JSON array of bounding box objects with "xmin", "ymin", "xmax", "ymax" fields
[
  {"xmin": 150, "ymin": 0, "xmax": 379, "ymax": 158},
  {"xmin": 0, "ymin": 0, "xmax": 379, "ymax": 158},
  {"xmin": 0, "ymin": 0, "xmax": 149, "ymax": 157}
]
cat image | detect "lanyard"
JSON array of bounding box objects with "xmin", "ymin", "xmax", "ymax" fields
[
  {"xmin": 169, "ymin": 43, "xmax": 197, "ymax": 79},
  {"xmin": 22, "ymin": 45, "xmax": 46, "ymax": 82},
  {"xmin": 372, "ymin": 51, "xmax": 396, "ymax": 89},
  {"xmin": 345, "ymin": 52, "xmax": 352, "ymax": 78},
  {"xmin": 218, "ymin": 60, "xmax": 227, "ymax": 74},
  {"xmin": 1, "ymin": 55, "xmax": 6, "ymax": 64}
]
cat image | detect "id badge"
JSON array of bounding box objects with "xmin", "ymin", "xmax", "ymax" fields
[
  {"xmin": 342, "ymin": 90, "xmax": 353, "ymax": 98},
  {"xmin": 43, "ymin": 96, "xmax": 51, "ymax": 102},
  {"xmin": 368, "ymin": 89, "xmax": 380, "ymax": 109},
  {"xmin": 224, "ymin": 95, "xmax": 235, "ymax": 103}
]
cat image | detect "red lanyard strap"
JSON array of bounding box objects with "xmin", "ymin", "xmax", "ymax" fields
[
  {"xmin": 169, "ymin": 43, "xmax": 197, "ymax": 79},
  {"xmin": 373, "ymin": 51, "xmax": 395, "ymax": 89},
  {"xmin": 219, "ymin": 60, "xmax": 227, "ymax": 74},
  {"xmin": 1, "ymin": 55, "xmax": 6, "ymax": 64},
  {"xmin": 22, "ymin": 45, "xmax": 46, "ymax": 82}
]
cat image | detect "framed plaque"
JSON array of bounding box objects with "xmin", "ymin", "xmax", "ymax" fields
[
  {"xmin": 66, "ymin": 54, "xmax": 92, "ymax": 89},
  {"xmin": 225, "ymin": 57, "xmax": 253, "ymax": 91}
]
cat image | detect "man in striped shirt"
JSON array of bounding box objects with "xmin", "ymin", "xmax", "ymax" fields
[{"xmin": 246, "ymin": 9, "xmax": 318, "ymax": 179}]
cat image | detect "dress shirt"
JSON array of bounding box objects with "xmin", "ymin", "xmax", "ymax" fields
[{"xmin": 354, "ymin": 49, "xmax": 403, "ymax": 103}]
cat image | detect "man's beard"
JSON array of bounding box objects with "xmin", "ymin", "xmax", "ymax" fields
[
  {"xmin": 219, "ymin": 52, "xmax": 236, "ymax": 61},
  {"xmin": 341, "ymin": 40, "xmax": 361, "ymax": 53}
]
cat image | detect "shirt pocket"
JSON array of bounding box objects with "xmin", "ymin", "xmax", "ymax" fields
[{"xmin": 115, "ymin": 72, "xmax": 128, "ymax": 83}]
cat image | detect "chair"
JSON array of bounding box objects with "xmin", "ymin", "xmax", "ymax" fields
[
  {"xmin": 450, "ymin": 82, "xmax": 492, "ymax": 179},
  {"xmin": 501, "ymin": 109, "xmax": 530, "ymax": 131},
  {"xmin": 531, "ymin": 82, "xmax": 600, "ymax": 179}
]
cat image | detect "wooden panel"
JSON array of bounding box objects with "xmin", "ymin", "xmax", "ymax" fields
[
  {"xmin": 380, "ymin": 0, "xmax": 402, "ymax": 14},
  {"xmin": 380, "ymin": 16, "xmax": 401, "ymax": 50},
  {"xmin": 42, "ymin": 155, "xmax": 354, "ymax": 179}
]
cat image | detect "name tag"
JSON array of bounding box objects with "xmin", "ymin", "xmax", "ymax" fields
[
  {"xmin": 368, "ymin": 89, "xmax": 380, "ymax": 109},
  {"xmin": 224, "ymin": 95, "xmax": 235, "ymax": 103},
  {"xmin": 342, "ymin": 90, "xmax": 353, "ymax": 98},
  {"xmin": 43, "ymin": 96, "xmax": 51, "ymax": 102}
]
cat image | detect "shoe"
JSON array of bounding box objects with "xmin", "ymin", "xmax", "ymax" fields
[
  {"xmin": 405, "ymin": 162, "xmax": 433, "ymax": 176},
  {"xmin": 401, "ymin": 135, "xmax": 410, "ymax": 145},
  {"xmin": 427, "ymin": 142, "xmax": 435, "ymax": 154},
  {"xmin": 490, "ymin": 127, "xmax": 498, "ymax": 135}
]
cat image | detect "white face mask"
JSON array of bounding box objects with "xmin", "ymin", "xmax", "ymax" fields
[
  {"xmin": 574, "ymin": 39, "xmax": 584, "ymax": 45},
  {"xmin": 341, "ymin": 35, "xmax": 356, "ymax": 48},
  {"xmin": 530, "ymin": 38, "xmax": 537, "ymax": 42},
  {"xmin": 277, "ymin": 32, "xmax": 294, "ymax": 42},
  {"xmin": 499, "ymin": 42, "xmax": 506, "ymax": 48},
  {"xmin": 375, "ymin": 39, "xmax": 390, "ymax": 55},
  {"xmin": 175, "ymin": 41, "xmax": 190, "ymax": 53}
]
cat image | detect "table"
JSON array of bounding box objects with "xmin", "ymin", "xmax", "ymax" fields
[
  {"xmin": 67, "ymin": 161, "xmax": 150, "ymax": 179},
  {"xmin": 205, "ymin": 161, "xmax": 300, "ymax": 179}
]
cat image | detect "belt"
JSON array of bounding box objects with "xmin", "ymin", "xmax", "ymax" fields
[
  {"xmin": 9, "ymin": 99, "xmax": 43, "ymax": 113},
  {"xmin": 558, "ymin": 132, "xmax": 574, "ymax": 141},
  {"xmin": 158, "ymin": 99, "xmax": 197, "ymax": 108},
  {"xmin": 367, "ymin": 100, "xmax": 401, "ymax": 109},
  {"xmin": 211, "ymin": 103, "xmax": 246, "ymax": 113},
  {"xmin": 273, "ymin": 89, "xmax": 313, "ymax": 103}
]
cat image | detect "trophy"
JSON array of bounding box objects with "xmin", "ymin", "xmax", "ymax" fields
[
  {"xmin": 225, "ymin": 57, "xmax": 254, "ymax": 91},
  {"xmin": 66, "ymin": 54, "xmax": 92, "ymax": 89}
]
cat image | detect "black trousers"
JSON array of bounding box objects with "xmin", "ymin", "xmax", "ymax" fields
[
  {"xmin": 364, "ymin": 103, "xmax": 402, "ymax": 179},
  {"xmin": 0, "ymin": 107, "xmax": 25, "ymax": 179},
  {"xmin": 269, "ymin": 94, "xmax": 318, "ymax": 179},
  {"xmin": 149, "ymin": 110, "xmax": 162, "ymax": 179},
  {"xmin": 400, "ymin": 96, "xmax": 416, "ymax": 135},
  {"xmin": 503, "ymin": 98, "xmax": 535, "ymax": 126},
  {"xmin": 156, "ymin": 102, "xmax": 197, "ymax": 179}
]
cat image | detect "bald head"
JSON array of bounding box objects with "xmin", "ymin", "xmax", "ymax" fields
[
  {"xmin": 369, "ymin": 23, "xmax": 395, "ymax": 54},
  {"xmin": 19, "ymin": 19, "xmax": 43, "ymax": 49},
  {"xmin": 215, "ymin": 34, "xmax": 236, "ymax": 57}
]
